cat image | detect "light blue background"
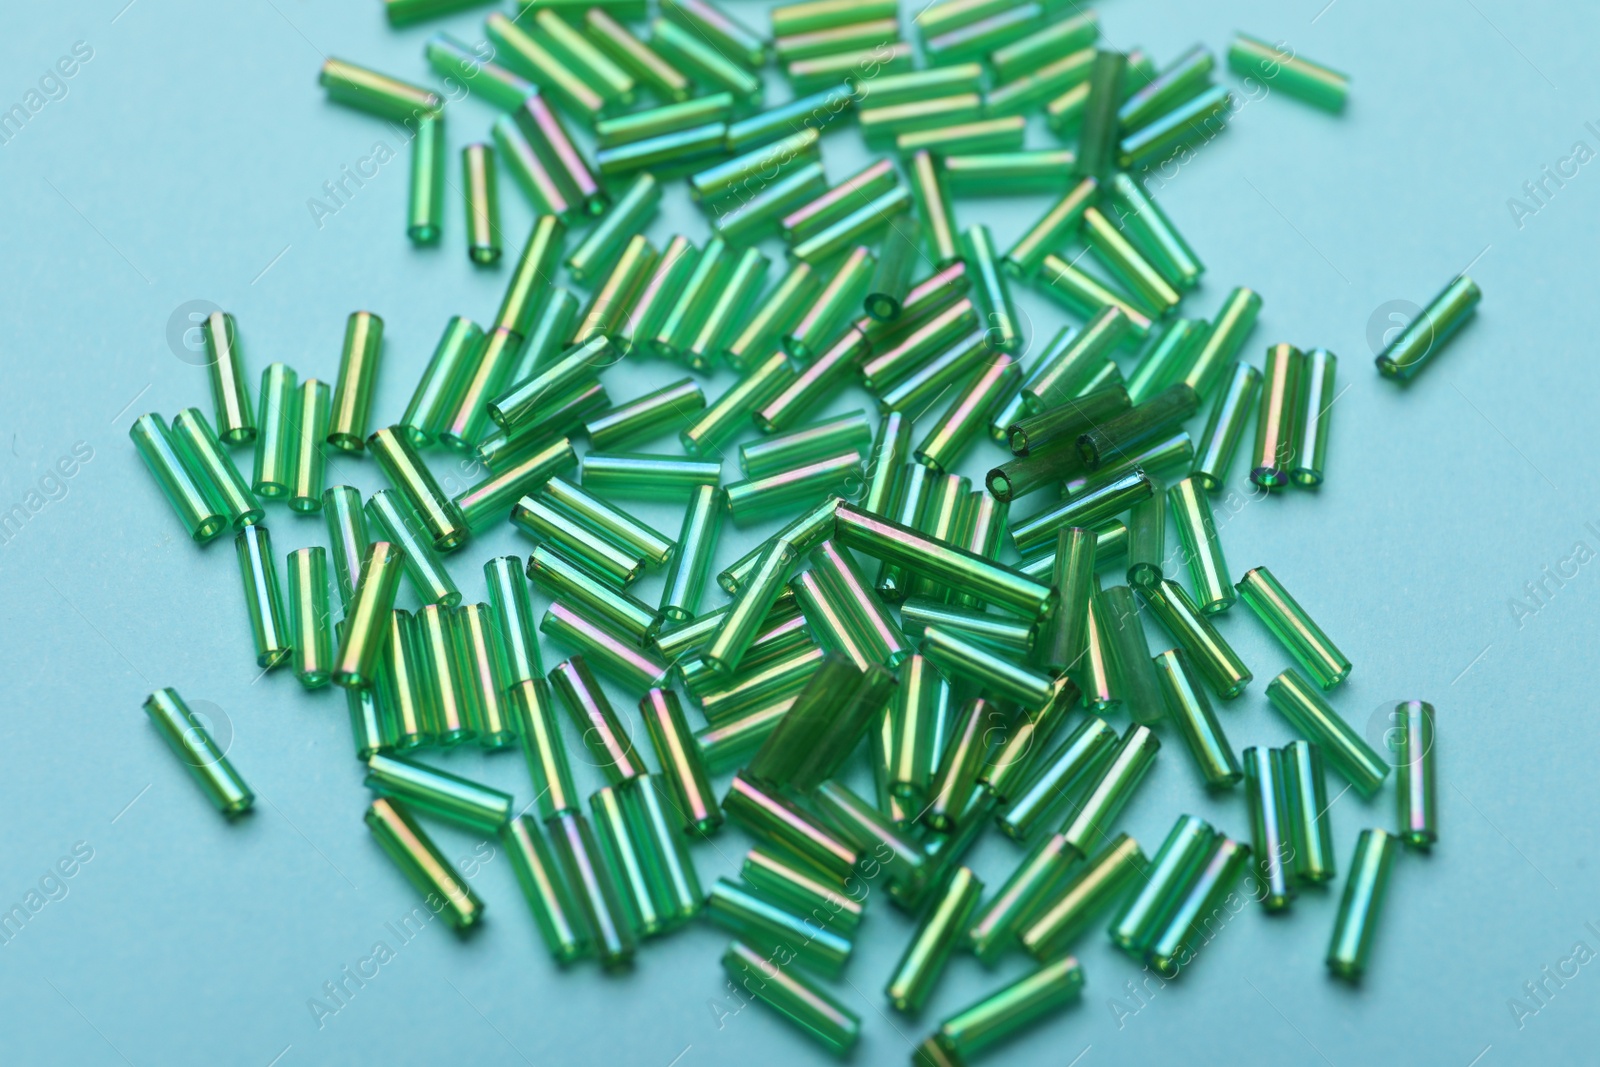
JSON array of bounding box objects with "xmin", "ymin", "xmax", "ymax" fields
[{"xmin": 0, "ymin": 1, "xmax": 1593, "ymax": 1064}]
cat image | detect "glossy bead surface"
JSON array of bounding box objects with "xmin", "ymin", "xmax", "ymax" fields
[
  {"xmin": 367, "ymin": 490, "xmax": 461, "ymax": 607},
  {"xmin": 1004, "ymin": 175, "xmax": 1097, "ymax": 278},
  {"xmin": 365, "ymin": 798, "xmax": 484, "ymax": 930},
  {"xmin": 1144, "ymin": 834, "xmax": 1251, "ymax": 978},
  {"xmin": 502, "ymin": 815, "xmax": 588, "ymax": 963},
  {"xmin": 142, "ymin": 688, "xmax": 254, "ymax": 817},
  {"xmin": 200, "ymin": 311, "xmax": 256, "ymax": 445},
  {"xmin": 888, "ymin": 867, "xmax": 984, "ymax": 1013},
  {"xmin": 234, "ymin": 525, "xmax": 291, "ymax": 669},
  {"xmin": 1251, "ymin": 342, "xmax": 1301, "ymax": 489},
  {"xmin": 550, "ymin": 655, "xmax": 645, "ymax": 785},
  {"xmin": 1292, "ymin": 347, "xmax": 1337, "ymax": 487},
  {"xmin": 1238, "ymin": 565, "xmax": 1351, "ymax": 688},
  {"xmin": 1228, "ymin": 33, "xmax": 1350, "ymax": 112},
  {"xmin": 1243, "ymin": 746, "xmax": 1295, "ymax": 911},
  {"xmin": 546, "ymin": 808, "xmax": 637, "ymax": 969},
  {"xmin": 1058, "ymin": 723, "xmax": 1158, "ymax": 857},
  {"xmin": 287, "ymin": 547, "xmax": 333, "ymax": 689},
  {"xmin": 511, "ymin": 678, "xmax": 576, "ymax": 819},
  {"xmin": 1100, "ymin": 584, "xmax": 1165, "ymax": 724},
  {"xmin": 417, "ymin": 604, "xmax": 472, "ymax": 744},
  {"xmin": 1283, "ymin": 739, "xmax": 1337, "ymax": 883},
  {"xmin": 368, "ymin": 427, "xmax": 469, "ymax": 552},
  {"xmin": 1138, "ymin": 578, "xmax": 1250, "ymax": 699},
  {"xmin": 926, "ymin": 955, "xmax": 1084, "ymax": 1063},
  {"xmin": 365, "ymin": 753, "xmax": 512, "ymax": 833},
  {"xmin": 1374, "ymin": 275, "xmax": 1481, "ymax": 381},
  {"xmin": 1266, "ymin": 669, "xmax": 1389, "ymax": 797},
  {"xmin": 1153, "ymin": 648, "xmax": 1241, "ymax": 789},
  {"xmin": 1168, "ymin": 475, "xmax": 1234, "ymax": 614},
  {"xmin": 1393, "ymin": 701, "xmax": 1438, "ymax": 849},
  {"xmin": 1192, "ymin": 360, "xmax": 1260, "ymax": 491},
  {"xmin": 130, "ymin": 414, "xmax": 228, "ymax": 543},
  {"xmin": 542, "ymin": 476, "xmax": 675, "ymax": 568},
  {"xmin": 1327, "ymin": 829, "xmax": 1398, "ymax": 982},
  {"xmin": 1020, "ymin": 832, "xmax": 1143, "ymax": 961},
  {"xmin": 723, "ymin": 940, "xmax": 860, "ymax": 1055},
  {"xmin": 1109, "ymin": 813, "xmax": 1213, "ymax": 957},
  {"xmin": 1182, "ymin": 286, "xmax": 1262, "ymax": 399}
]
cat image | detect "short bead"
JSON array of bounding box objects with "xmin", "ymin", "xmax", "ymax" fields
[
  {"xmin": 142, "ymin": 688, "xmax": 254, "ymax": 817},
  {"xmin": 417, "ymin": 603, "xmax": 473, "ymax": 744},
  {"xmin": 541, "ymin": 476, "xmax": 675, "ymax": 568},
  {"xmin": 1292, "ymin": 348, "xmax": 1337, "ymax": 487},
  {"xmin": 1374, "ymin": 275, "xmax": 1481, "ymax": 381},
  {"xmin": 365, "ymin": 752, "xmax": 512, "ymax": 833},
  {"xmin": 1393, "ymin": 701, "xmax": 1438, "ymax": 849},
  {"xmin": 365, "ymin": 798, "xmax": 484, "ymax": 930},
  {"xmin": 368, "ymin": 426, "xmax": 469, "ymax": 552},
  {"xmin": 319, "ymin": 57, "xmax": 441, "ymax": 121},
  {"xmin": 407, "ymin": 112, "xmax": 445, "ymax": 243},
  {"xmin": 251, "ymin": 364, "xmax": 298, "ymax": 499},
  {"xmin": 1266, "ymin": 669, "xmax": 1389, "ymax": 797},
  {"xmin": 287, "ymin": 547, "xmax": 334, "ymax": 689},
  {"xmin": 1251, "ymin": 342, "xmax": 1301, "ymax": 489},
  {"xmin": 995, "ymin": 715, "xmax": 1117, "ymax": 842},
  {"xmin": 641, "ymin": 688, "xmax": 722, "ymax": 835},
  {"xmin": 169, "ymin": 407, "xmax": 262, "ymax": 529},
  {"xmin": 1237, "ymin": 565, "xmax": 1351, "ymax": 688},
  {"xmin": 1327, "ymin": 829, "xmax": 1398, "ymax": 981},
  {"xmin": 327, "ymin": 311, "xmax": 384, "ymax": 452}
]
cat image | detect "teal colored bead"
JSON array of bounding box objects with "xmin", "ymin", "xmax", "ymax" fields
[
  {"xmin": 170, "ymin": 407, "xmax": 262, "ymax": 529},
  {"xmin": 234, "ymin": 525, "xmax": 291, "ymax": 669},
  {"xmin": 130, "ymin": 413, "xmax": 227, "ymax": 543},
  {"xmin": 1374, "ymin": 275, "xmax": 1481, "ymax": 381},
  {"xmin": 142, "ymin": 688, "xmax": 254, "ymax": 817},
  {"xmin": 1327, "ymin": 829, "xmax": 1398, "ymax": 982}
]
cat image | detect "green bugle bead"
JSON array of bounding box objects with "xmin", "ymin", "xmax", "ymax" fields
[
  {"xmin": 726, "ymin": 453, "xmax": 860, "ymax": 528},
  {"xmin": 1011, "ymin": 467, "xmax": 1152, "ymax": 558},
  {"xmin": 689, "ymin": 247, "xmax": 770, "ymax": 366},
  {"xmin": 1082, "ymin": 205, "xmax": 1181, "ymax": 316},
  {"xmin": 579, "ymin": 452, "xmax": 720, "ymax": 501},
  {"xmin": 1327, "ymin": 829, "xmax": 1398, "ymax": 982},
  {"xmin": 663, "ymin": 0, "xmax": 766, "ymax": 67},
  {"xmin": 1020, "ymin": 832, "xmax": 1143, "ymax": 961},
  {"xmin": 785, "ymin": 246, "xmax": 884, "ymax": 355},
  {"xmin": 542, "ymin": 476, "xmax": 675, "ymax": 568},
  {"xmin": 693, "ymin": 640, "xmax": 820, "ymax": 723},
  {"xmin": 1109, "ymin": 173, "xmax": 1204, "ymax": 290},
  {"xmin": 365, "ymin": 798, "xmax": 484, "ymax": 930},
  {"xmin": 585, "ymin": 10, "xmax": 692, "ymax": 103},
  {"xmin": 486, "ymin": 14, "xmax": 609, "ymax": 123},
  {"xmin": 455, "ymin": 603, "xmax": 515, "ymax": 747},
  {"xmin": 943, "ymin": 148, "xmax": 1078, "ymax": 196},
  {"xmin": 916, "ymin": 353, "xmax": 1020, "ymax": 473},
  {"xmin": 1192, "ymin": 360, "xmax": 1261, "ymax": 491},
  {"xmin": 708, "ymin": 878, "xmax": 853, "ymax": 979},
  {"xmin": 494, "ymin": 216, "xmax": 567, "ymax": 339},
  {"xmin": 590, "ymin": 783, "xmax": 663, "ymax": 937},
  {"xmin": 1118, "ymin": 85, "xmax": 1232, "ymax": 170},
  {"xmin": 695, "ymin": 698, "xmax": 796, "ymax": 773},
  {"xmin": 1283, "ymin": 739, "xmax": 1336, "ymax": 882},
  {"xmin": 252, "ymin": 363, "xmax": 297, "ymax": 499},
  {"xmin": 1228, "ymin": 33, "xmax": 1349, "ymax": 113},
  {"xmin": 326, "ymin": 311, "xmax": 384, "ymax": 453},
  {"xmin": 783, "ymin": 159, "xmax": 898, "ymax": 243},
  {"xmin": 484, "ymin": 556, "xmax": 543, "ymax": 690},
  {"xmin": 757, "ymin": 328, "xmax": 872, "ymax": 432},
  {"xmin": 775, "ymin": 18, "xmax": 897, "ymax": 64},
  {"xmin": 690, "ymin": 129, "xmax": 821, "ymax": 207},
  {"xmin": 1242, "ymin": 746, "xmax": 1295, "ymax": 911},
  {"xmin": 772, "ymin": 0, "xmax": 895, "ymax": 34},
  {"xmin": 925, "ymin": 696, "xmax": 999, "ymax": 832},
  {"xmin": 656, "ymin": 484, "xmax": 723, "ymax": 624},
  {"xmin": 979, "ymin": 675, "xmax": 1075, "ymax": 803},
  {"xmin": 438, "ymin": 327, "xmax": 522, "ymax": 453},
  {"xmin": 367, "ymin": 490, "xmax": 461, "ymax": 607},
  {"xmin": 417, "ymin": 603, "xmax": 473, "ymax": 744},
  {"xmin": 550, "ymin": 654, "xmax": 645, "ymax": 784},
  {"xmin": 860, "ymin": 92, "xmax": 984, "ymax": 145},
  {"xmin": 378, "ymin": 609, "xmax": 431, "ymax": 749},
  {"xmin": 984, "ymin": 46, "xmax": 1095, "ymax": 118},
  {"xmin": 921, "ymin": 623, "xmax": 1052, "ymax": 707},
  {"xmin": 571, "ymin": 235, "xmax": 658, "ymax": 349},
  {"xmin": 1125, "ymin": 495, "xmax": 1165, "ymax": 590},
  {"xmin": 1139, "ymin": 579, "xmax": 1248, "ymax": 697},
  {"xmin": 1057, "ymin": 723, "xmax": 1159, "ymax": 857},
  {"xmin": 142, "ymin": 688, "xmax": 254, "ymax": 817},
  {"xmin": 585, "ymin": 378, "xmax": 704, "ymax": 454},
  {"xmin": 1036, "ymin": 528, "xmax": 1092, "ymax": 674},
  {"xmin": 1153, "ymin": 648, "xmax": 1241, "ymax": 788},
  {"xmin": 628, "ymin": 774, "xmax": 705, "ymax": 929},
  {"xmin": 454, "ymin": 436, "xmax": 577, "ymax": 533},
  {"xmin": 234, "ymin": 525, "xmax": 291, "ymax": 669},
  {"xmin": 567, "ymin": 172, "xmax": 660, "ymax": 285},
  {"xmin": 810, "ymin": 778, "xmax": 925, "ymax": 888},
  {"xmin": 885, "ymin": 653, "xmax": 945, "ymax": 801},
  {"xmin": 717, "ymin": 166, "xmax": 830, "ymax": 249},
  {"xmin": 1021, "ymin": 308, "xmax": 1135, "ymax": 413},
  {"xmin": 906, "ymin": 149, "xmax": 960, "ymax": 266},
  {"xmin": 860, "ymin": 410, "xmax": 913, "ymax": 518},
  {"xmin": 726, "ymin": 83, "xmax": 856, "ymax": 153},
  {"xmin": 785, "ymin": 43, "xmax": 915, "ymax": 94},
  {"xmin": 741, "ymin": 410, "xmax": 873, "ymax": 480},
  {"xmin": 924, "ymin": 3, "xmax": 1047, "ymax": 64},
  {"xmin": 426, "ymin": 33, "xmax": 534, "ymax": 112},
  {"xmin": 1393, "ymin": 701, "xmax": 1438, "ymax": 849},
  {"xmin": 502, "ymin": 815, "xmax": 589, "ymax": 963},
  {"xmin": 742, "ymin": 847, "xmax": 862, "ymax": 934},
  {"xmin": 1266, "ymin": 669, "xmax": 1389, "ymax": 796},
  {"xmin": 595, "ymin": 94, "xmax": 730, "ymax": 150},
  {"xmin": 1036, "ymin": 254, "xmax": 1153, "ymax": 339},
  {"xmin": 170, "ymin": 407, "xmax": 261, "ymax": 528},
  {"xmin": 1168, "ymin": 475, "xmax": 1233, "ymax": 613},
  {"xmin": 1004, "ymin": 175, "xmax": 1097, "ymax": 278},
  {"xmin": 346, "ymin": 685, "xmax": 390, "ymax": 761},
  {"xmin": 990, "ymin": 10, "xmax": 1096, "ymax": 79},
  {"xmin": 1292, "ymin": 346, "xmax": 1336, "ymax": 487},
  {"xmin": 1144, "ymin": 834, "xmax": 1251, "ymax": 978},
  {"xmin": 514, "ymin": 495, "xmax": 645, "ymax": 587},
  {"xmin": 1080, "ymin": 586, "xmax": 1119, "ymax": 711},
  {"xmin": 967, "ymin": 832, "xmax": 1080, "ymax": 965},
  {"xmin": 1374, "ymin": 274, "xmax": 1481, "ymax": 381},
  {"xmin": 488, "ymin": 335, "xmax": 612, "ymax": 434},
  {"xmin": 546, "ymin": 808, "xmax": 636, "ymax": 969},
  {"xmin": 837, "ymin": 502, "xmax": 1054, "ymax": 621},
  {"xmin": 1044, "ymin": 47, "xmax": 1154, "ymax": 134},
  {"xmin": 1109, "ymin": 813, "xmax": 1213, "ymax": 957},
  {"xmin": 542, "ymin": 601, "xmax": 670, "ymax": 692},
  {"xmin": 1119, "ymin": 44, "xmax": 1214, "ymax": 134},
  {"xmin": 920, "ymin": 955, "xmax": 1084, "ymax": 1065},
  {"xmin": 642, "ymin": 688, "xmax": 722, "ymax": 835},
  {"xmin": 368, "ymin": 427, "xmax": 469, "ymax": 552},
  {"xmin": 408, "ymin": 112, "xmax": 445, "ymax": 243},
  {"xmin": 1238, "ymin": 565, "xmax": 1350, "ymax": 688},
  {"xmin": 1181, "ymin": 286, "xmax": 1261, "ymax": 400},
  {"xmin": 511, "ymin": 678, "xmax": 576, "ymax": 819},
  {"xmin": 131, "ymin": 413, "xmax": 227, "ymax": 543},
  {"xmin": 199, "ymin": 311, "xmax": 256, "ymax": 445},
  {"xmin": 322, "ymin": 486, "xmax": 368, "ymax": 609},
  {"xmin": 723, "ymin": 940, "xmax": 861, "ymax": 1056},
  {"xmin": 319, "ymin": 57, "xmax": 442, "ymax": 121},
  {"xmin": 1099, "ymin": 583, "xmax": 1166, "ymax": 724},
  {"xmin": 334, "ymin": 541, "xmax": 405, "ymax": 689},
  {"xmin": 399, "ymin": 318, "xmax": 482, "ymax": 448},
  {"xmin": 651, "ymin": 17, "xmax": 764, "ymax": 107},
  {"xmin": 528, "ymin": 9, "xmax": 637, "ymax": 106},
  {"xmin": 1251, "ymin": 342, "xmax": 1300, "ymax": 489},
  {"xmin": 365, "ymin": 752, "xmax": 512, "ymax": 833},
  {"xmin": 724, "ymin": 773, "xmax": 860, "ymax": 882},
  {"xmin": 287, "ymin": 547, "xmax": 333, "ymax": 689},
  {"xmin": 888, "ymin": 866, "xmax": 984, "ymax": 1013}
]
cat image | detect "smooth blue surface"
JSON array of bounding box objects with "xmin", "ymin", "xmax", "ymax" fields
[{"xmin": 0, "ymin": 1, "xmax": 1594, "ymax": 1064}]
